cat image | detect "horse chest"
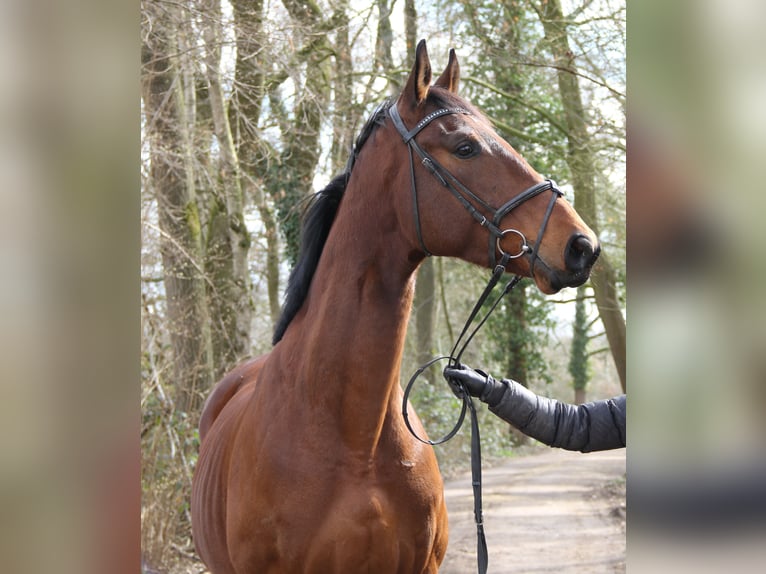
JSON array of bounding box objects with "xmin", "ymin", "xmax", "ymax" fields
[
  {"xmin": 235, "ymin": 479, "xmax": 445, "ymax": 573},
  {"xmin": 226, "ymin": 430, "xmax": 447, "ymax": 573}
]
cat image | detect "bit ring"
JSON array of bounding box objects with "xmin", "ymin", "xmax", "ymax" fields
[{"xmin": 496, "ymin": 229, "xmax": 530, "ymax": 259}]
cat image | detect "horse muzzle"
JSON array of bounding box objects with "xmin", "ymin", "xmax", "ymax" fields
[
  {"xmin": 532, "ymin": 233, "xmax": 601, "ymax": 293},
  {"xmin": 566, "ymin": 233, "xmax": 600, "ymax": 273}
]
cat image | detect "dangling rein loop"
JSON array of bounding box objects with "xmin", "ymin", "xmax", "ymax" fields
[
  {"xmin": 402, "ymin": 258, "xmax": 518, "ymax": 445},
  {"xmin": 401, "ymin": 356, "xmax": 467, "ymax": 445}
]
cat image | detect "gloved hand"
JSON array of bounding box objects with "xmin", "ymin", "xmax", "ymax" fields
[{"xmin": 443, "ymin": 364, "xmax": 506, "ymax": 406}]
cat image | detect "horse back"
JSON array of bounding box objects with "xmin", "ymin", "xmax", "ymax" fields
[{"xmin": 198, "ymin": 355, "xmax": 268, "ymax": 443}]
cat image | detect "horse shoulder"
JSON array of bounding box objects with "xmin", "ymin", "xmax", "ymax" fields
[{"xmin": 198, "ymin": 355, "xmax": 268, "ymax": 443}]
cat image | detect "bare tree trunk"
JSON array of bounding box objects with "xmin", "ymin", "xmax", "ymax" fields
[
  {"xmin": 536, "ymin": 0, "xmax": 626, "ymax": 391},
  {"xmin": 415, "ymin": 259, "xmax": 436, "ymax": 368},
  {"xmin": 330, "ymin": 0, "xmax": 355, "ymax": 174},
  {"xmin": 142, "ymin": 2, "xmax": 214, "ymax": 414},
  {"xmin": 505, "ymin": 285, "xmax": 531, "ymax": 445},
  {"xmin": 376, "ymin": 0, "xmax": 394, "ymax": 85},
  {"xmin": 404, "ymin": 0, "xmax": 417, "ymax": 61},
  {"xmin": 199, "ymin": 0, "xmax": 253, "ymax": 375},
  {"xmin": 590, "ymin": 257, "xmax": 625, "ymax": 391},
  {"xmin": 229, "ymin": 0, "xmax": 282, "ymax": 327}
]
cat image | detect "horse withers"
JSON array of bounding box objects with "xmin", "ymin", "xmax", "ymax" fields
[{"xmin": 192, "ymin": 40, "xmax": 599, "ymax": 574}]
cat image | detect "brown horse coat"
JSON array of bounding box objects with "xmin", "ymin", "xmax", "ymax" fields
[{"xmin": 192, "ymin": 41, "xmax": 599, "ymax": 574}]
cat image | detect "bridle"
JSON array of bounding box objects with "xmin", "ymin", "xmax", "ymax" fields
[
  {"xmin": 390, "ymin": 102, "xmax": 564, "ymax": 574},
  {"xmin": 388, "ymin": 103, "xmax": 563, "ymax": 272}
]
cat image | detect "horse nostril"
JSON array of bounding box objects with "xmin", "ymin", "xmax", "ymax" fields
[{"xmin": 565, "ymin": 234, "xmax": 599, "ymax": 272}]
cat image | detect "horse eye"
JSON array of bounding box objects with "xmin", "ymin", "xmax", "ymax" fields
[{"xmin": 455, "ymin": 143, "xmax": 476, "ymax": 158}]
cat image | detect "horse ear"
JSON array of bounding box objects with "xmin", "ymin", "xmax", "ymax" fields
[
  {"xmin": 402, "ymin": 39, "xmax": 431, "ymax": 107},
  {"xmin": 434, "ymin": 48, "xmax": 460, "ymax": 94}
]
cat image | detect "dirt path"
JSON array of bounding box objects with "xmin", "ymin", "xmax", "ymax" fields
[{"xmin": 439, "ymin": 448, "xmax": 626, "ymax": 574}]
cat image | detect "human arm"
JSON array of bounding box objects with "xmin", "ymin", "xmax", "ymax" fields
[{"xmin": 444, "ymin": 365, "xmax": 626, "ymax": 452}]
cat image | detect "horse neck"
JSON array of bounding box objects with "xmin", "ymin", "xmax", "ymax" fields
[{"xmin": 281, "ymin": 152, "xmax": 421, "ymax": 454}]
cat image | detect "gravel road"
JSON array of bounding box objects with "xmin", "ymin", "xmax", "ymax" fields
[{"xmin": 439, "ymin": 448, "xmax": 626, "ymax": 574}]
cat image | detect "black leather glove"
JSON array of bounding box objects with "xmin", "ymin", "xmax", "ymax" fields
[{"xmin": 443, "ymin": 364, "xmax": 507, "ymax": 406}]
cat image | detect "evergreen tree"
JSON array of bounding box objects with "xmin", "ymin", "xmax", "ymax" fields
[{"xmin": 568, "ymin": 284, "xmax": 591, "ymax": 404}]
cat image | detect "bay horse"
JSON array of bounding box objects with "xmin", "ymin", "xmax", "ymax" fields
[{"xmin": 192, "ymin": 40, "xmax": 600, "ymax": 574}]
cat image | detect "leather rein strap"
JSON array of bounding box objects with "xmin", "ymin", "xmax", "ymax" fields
[{"xmin": 392, "ymin": 102, "xmax": 564, "ymax": 574}]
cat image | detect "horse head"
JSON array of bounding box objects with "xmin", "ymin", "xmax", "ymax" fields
[{"xmin": 388, "ymin": 40, "xmax": 600, "ymax": 294}]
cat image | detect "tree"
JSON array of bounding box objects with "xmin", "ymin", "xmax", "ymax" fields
[
  {"xmin": 142, "ymin": 0, "xmax": 214, "ymax": 414},
  {"xmin": 199, "ymin": 0, "xmax": 253, "ymax": 375},
  {"xmin": 141, "ymin": 2, "xmax": 217, "ymax": 566},
  {"xmin": 534, "ymin": 0, "xmax": 627, "ymax": 391},
  {"xmin": 452, "ymin": 0, "xmax": 558, "ymax": 391},
  {"xmin": 229, "ymin": 0, "xmax": 282, "ymax": 325},
  {"xmin": 329, "ymin": 0, "xmax": 355, "ymax": 174},
  {"xmin": 568, "ymin": 284, "xmax": 591, "ymax": 404}
]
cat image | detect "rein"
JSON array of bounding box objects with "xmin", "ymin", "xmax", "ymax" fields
[
  {"xmin": 391, "ymin": 102, "xmax": 562, "ymax": 574},
  {"xmin": 402, "ymin": 266, "xmax": 520, "ymax": 574},
  {"xmin": 402, "ymin": 266, "xmax": 518, "ymax": 574}
]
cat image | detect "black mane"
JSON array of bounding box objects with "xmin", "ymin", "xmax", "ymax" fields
[{"xmin": 272, "ymin": 100, "xmax": 391, "ymax": 344}]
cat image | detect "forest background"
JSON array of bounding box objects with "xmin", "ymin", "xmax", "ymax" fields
[{"xmin": 140, "ymin": 0, "xmax": 625, "ymax": 570}]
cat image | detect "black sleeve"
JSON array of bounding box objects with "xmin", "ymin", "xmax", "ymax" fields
[{"xmin": 487, "ymin": 381, "xmax": 626, "ymax": 452}]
